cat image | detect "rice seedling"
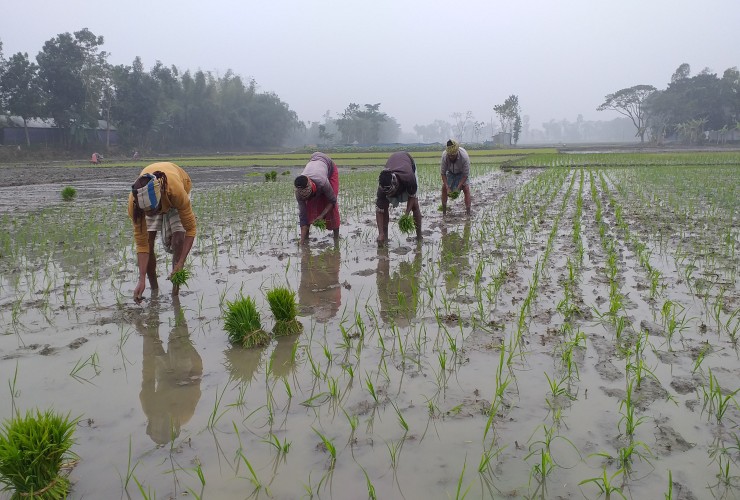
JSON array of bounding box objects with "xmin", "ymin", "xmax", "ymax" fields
[
  {"xmin": 266, "ymin": 286, "xmax": 303, "ymax": 336},
  {"xmin": 619, "ymin": 379, "xmax": 647, "ymax": 438},
  {"xmin": 169, "ymin": 268, "xmax": 192, "ymax": 287},
  {"xmin": 701, "ymin": 369, "xmax": 739, "ymax": 424},
  {"xmin": 263, "ymin": 432, "xmax": 291, "ymax": 457},
  {"xmin": 224, "ymin": 295, "xmax": 271, "ymax": 348},
  {"xmin": 237, "ymin": 451, "xmax": 269, "ymax": 495},
  {"xmin": 398, "ymin": 213, "xmax": 416, "ymax": 234},
  {"xmin": 579, "ymin": 467, "xmax": 627, "ymax": 499},
  {"xmin": 452, "ymin": 455, "xmax": 473, "ymax": 499},
  {"xmin": 0, "ymin": 409, "xmax": 79, "ymax": 499},
  {"xmin": 313, "ymin": 428, "xmax": 337, "ymax": 469},
  {"xmin": 60, "ymin": 186, "xmax": 77, "ymax": 201},
  {"xmin": 448, "ymin": 190, "xmax": 461, "ymax": 200},
  {"xmin": 312, "ymin": 219, "xmax": 327, "ymax": 231}
]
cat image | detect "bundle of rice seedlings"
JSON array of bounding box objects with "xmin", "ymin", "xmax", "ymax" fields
[
  {"xmin": 448, "ymin": 190, "xmax": 460, "ymax": 200},
  {"xmin": 313, "ymin": 219, "xmax": 327, "ymax": 231},
  {"xmin": 224, "ymin": 295, "xmax": 271, "ymax": 348},
  {"xmin": 266, "ymin": 286, "xmax": 303, "ymax": 336},
  {"xmin": 170, "ymin": 268, "xmax": 192, "ymax": 287},
  {"xmin": 61, "ymin": 186, "xmax": 77, "ymax": 201},
  {"xmin": 398, "ymin": 213, "xmax": 416, "ymax": 234},
  {"xmin": 0, "ymin": 409, "xmax": 78, "ymax": 499}
]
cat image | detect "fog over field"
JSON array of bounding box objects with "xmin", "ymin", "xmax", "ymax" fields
[{"xmin": 2, "ymin": 0, "xmax": 739, "ymax": 134}]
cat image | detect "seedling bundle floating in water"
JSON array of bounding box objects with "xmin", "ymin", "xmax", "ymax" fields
[
  {"xmin": 61, "ymin": 186, "xmax": 77, "ymax": 201},
  {"xmin": 313, "ymin": 219, "xmax": 327, "ymax": 231},
  {"xmin": 224, "ymin": 295, "xmax": 271, "ymax": 348},
  {"xmin": 266, "ymin": 286, "xmax": 303, "ymax": 336},
  {"xmin": 398, "ymin": 213, "xmax": 416, "ymax": 234}
]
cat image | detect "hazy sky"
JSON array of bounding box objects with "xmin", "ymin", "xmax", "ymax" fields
[{"xmin": 2, "ymin": 0, "xmax": 739, "ymax": 133}]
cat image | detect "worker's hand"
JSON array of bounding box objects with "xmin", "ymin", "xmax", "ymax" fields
[
  {"xmin": 168, "ymin": 262, "xmax": 184, "ymax": 280},
  {"xmin": 134, "ymin": 279, "xmax": 146, "ymax": 303}
]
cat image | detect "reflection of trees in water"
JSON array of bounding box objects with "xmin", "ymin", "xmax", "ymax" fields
[
  {"xmin": 137, "ymin": 295, "xmax": 203, "ymax": 445},
  {"xmin": 376, "ymin": 245, "xmax": 423, "ymax": 326},
  {"xmin": 441, "ymin": 222, "xmax": 471, "ymax": 293},
  {"xmin": 298, "ymin": 245, "xmax": 342, "ymax": 323}
]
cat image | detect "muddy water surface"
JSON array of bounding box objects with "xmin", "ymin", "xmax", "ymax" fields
[{"xmin": 0, "ymin": 163, "xmax": 738, "ymax": 499}]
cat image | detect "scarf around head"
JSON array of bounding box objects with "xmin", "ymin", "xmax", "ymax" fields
[
  {"xmin": 133, "ymin": 173, "xmax": 161, "ymax": 211},
  {"xmin": 295, "ymin": 179, "xmax": 316, "ymax": 201},
  {"xmin": 380, "ymin": 173, "xmax": 400, "ymax": 196},
  {"xmin": 446, "ymin": 139, "xmax": 460, "ymax": 156}
]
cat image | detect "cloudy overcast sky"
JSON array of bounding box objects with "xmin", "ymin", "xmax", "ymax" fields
[{"xmin": 2, "ymin": 0, "xmax": 738, "ymax": 133}]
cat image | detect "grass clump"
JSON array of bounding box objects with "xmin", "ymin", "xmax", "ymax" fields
[
  {"xmin": 170, "ymin": 268, "xmax": 192, "ymax": 287},
  {"xmin": 448, "ymin": 190, "xmax": 460, "ymax": 200},
  {"xmin": 398, "ymin": 213, "xmax": 416, "ymax": 234},
  {"xmin": 0, "ymin": 409, "xmax": 79, "ymax": 499},
  {"xmin": 266, "ymin": 287, "xmax": 303, "ymax": 336},
  {"xmin": 61, "ymin": 186, "xmax": 77, "ymax": 201},
  {"xmin": 313, "ymin": 219, "xmax": 327, "ymax": 231},
  {"xmin": 224, "ymin": 295, "xmax": 271, "ymax": 348}
]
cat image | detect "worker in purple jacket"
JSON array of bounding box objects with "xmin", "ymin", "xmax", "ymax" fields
[{"xmin": 376, "ymin": 151, "xmax": 422, "ymax": 245}]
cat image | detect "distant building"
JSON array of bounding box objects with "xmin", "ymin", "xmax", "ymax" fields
[
  {"xmin": 0, "ymin": 116, "xmax": 118, "ymax": 146},
  {"xmin": 492, "ymin": 132, "xmax": 512, "ymax": 146}
]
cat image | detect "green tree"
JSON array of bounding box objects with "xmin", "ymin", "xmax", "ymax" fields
[
  {"xmin": 336, "ymin": 103, "xmax": 388, "ymax": 144},
  {"xmin": 0, "ymin": 52, "xmax": 44, "ymax": 146},
  {"xmin": 36, "ymin": 28, "xmax": 108, "ymax": 147},
  {"xmin": 245, "ymin": 92, "xmax": 299, "ymax": 147},
  {"xmin": 0, "ymin": 39, "xmax": 5, "ymax": 113},
  {"xmin": 493, "ymin": 95, "xmax": 521, "ymax": 138},
  {"xmin": 671, "ymin": 63, "xmax": 691, "ymax": 83},
  {"xmin": 645, "ymin": 68, "xmax": 729, "ymax": 143},
  {"xmin": 110, "ymin": 57, "xmax": 160, "ymax": 149},
  {"xmin": 720, "ymin": 66, "xmax": 740, "ymax": 126},
  {"xmin": 513, "ymin": 114, "xmax": 522, "ymax": 145},
  {"xmin": 336, "ymin": 103, "xmax": 362, "ymax": 143},
  {"xmin": 597, "ymin": 85, "xmax": 656, "ymax": 143}
]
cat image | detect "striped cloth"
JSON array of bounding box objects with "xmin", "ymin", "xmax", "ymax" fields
[{"xmin": 134, "ymin": 174, "xmax": 161, "ymax": 211}]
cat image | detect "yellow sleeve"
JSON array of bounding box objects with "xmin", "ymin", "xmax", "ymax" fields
[{"xmin": 169, "ymin": 187, "xmax": 197, "ymax": 237}]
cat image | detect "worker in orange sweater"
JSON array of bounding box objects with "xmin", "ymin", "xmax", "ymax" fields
[{"xmin": 128, "ymin": 162, "xmax": 196, "ymax": 301}]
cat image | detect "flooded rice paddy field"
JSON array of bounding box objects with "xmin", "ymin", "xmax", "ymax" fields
[{"xmin": 0, "ymin": 156, "xmax": 738, "ymax": 499}]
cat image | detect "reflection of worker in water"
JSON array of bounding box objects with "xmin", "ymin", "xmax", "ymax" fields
[
  {"xmin": 441, "ymin": 221, "xmax": 471, "ymax": 293},
  {"xmin": 138, "ymin": 295, "xmax": 203, "ymax": 445},
  {"xmin": 376, "ymin": 245, "xmax": 423, "ymax": 326},
  {"xmin": 298, "ymin": 245, "xmax": 342, "ymax": 322}
]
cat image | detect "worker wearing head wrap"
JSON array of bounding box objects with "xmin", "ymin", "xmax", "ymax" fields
[
  {"xmin": 294, "ymin": 152, "xmax": 340, "ymax": 244},
  {"xmin": 376, "ymin": 151, "xmax": 422, "ymax": 244},
  {"xmin": 128, "ymin": 162, "xmax": 196, "ymax": 301},
  {"xmin": 440, "ymin": 139, "xmax": 472, "ymax": 215}
]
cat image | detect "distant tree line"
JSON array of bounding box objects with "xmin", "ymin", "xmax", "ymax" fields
[
  {"xmin": 0, "ymin": 30, "xmax": 303, "ymax": 151},
  {"xmin": 288, "ymin": 103, "xmax": 402, "ymax": 146},
  {"xmin": 598, "ymin": 63, "xmax": 740, "ymax": 144}
]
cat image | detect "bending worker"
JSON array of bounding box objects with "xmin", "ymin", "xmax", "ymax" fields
[{"xmin": 128, "ymin": 162, "xmax": 196, "ymax": 301}]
